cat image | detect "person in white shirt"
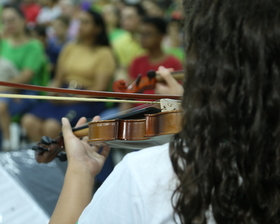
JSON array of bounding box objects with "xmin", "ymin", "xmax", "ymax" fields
[
  {"xmin": 49, "ymin": 0, "xmax": 280, "ymax": 223},
  {"xmin": 36, "ymin": 0, "xmax": 61, "ymax": 36}
]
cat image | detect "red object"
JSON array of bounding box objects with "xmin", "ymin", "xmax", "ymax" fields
[
  {"xmin": 129, "ymin": 55, "xmax": 182, "ymax": 94},
  {"xmin": 21, "ymin": 3, "xmax": 41, "ymax": 24}
]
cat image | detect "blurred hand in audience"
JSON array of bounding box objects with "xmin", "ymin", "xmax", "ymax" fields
[{"xmin": 155, "ymin": 66, "xmax": 183, "ymax": 95}]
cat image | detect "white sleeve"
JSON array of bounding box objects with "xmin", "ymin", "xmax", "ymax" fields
[{"xmin": 78, "ymin": 155, "xmax": 144, "ymax": 224}]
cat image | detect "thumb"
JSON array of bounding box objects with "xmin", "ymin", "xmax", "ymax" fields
[{"xmin": 62, "ymin": 117, "xmax": 75, "ymax": 139}]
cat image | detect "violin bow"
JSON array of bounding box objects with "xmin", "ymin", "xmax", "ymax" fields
[{"xmin": 0, "ymin": 81, "xmax": 181, "ymax": 100}]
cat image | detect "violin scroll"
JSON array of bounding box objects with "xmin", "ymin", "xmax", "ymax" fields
[
  {"xmin": 32, "ymin": 135, "xmax": 66, "ymax": 163},
  {"xmin": 112, "ymin": 70, "xmax": 185, "ymax": 93},
  {"xmin": 112, "ymin": 73, "xmax": 157, "ymax": 93}
]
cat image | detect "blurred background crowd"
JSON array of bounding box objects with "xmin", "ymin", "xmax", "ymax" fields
[{"xmin": 0, "ymin": 0, "xmax": 184, "ymax": 152}]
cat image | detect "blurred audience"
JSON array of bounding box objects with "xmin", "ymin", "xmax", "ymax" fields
[
  {"xmin": 59, "ymin": 0, "xmax": 80, "ymax": 40},
  {"xmin": 37, "ymin": 0, "xmax": 61, "ymax": 36},
  {"xmin": 102, "ymin": 3, "xmax": 126, "ymax": 43},
  {"xmin": 141, "ymin": 0, "xmax": 165, "ymax": 18},
  {"xmin": 0, "ymin": 4, "xmax": 48, "ymax": 150},
  {"xmin": 163, "ymin": 17, "xmax": 185, "ymax": 63},
  {"xmin": 21, "ymin": 9, "xmax": 116, "ymax": 142},
  {"xmin": 30, "ymin": 24, "xmax": 47, "ymax": 47},
  {"xmin": 113, "ymin": 3, "xmax": 146, "ymax": 80}
]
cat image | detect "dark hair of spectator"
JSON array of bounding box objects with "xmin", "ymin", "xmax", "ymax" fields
[
  {"xmin": 125, "ymin": 3, "xmax": 146, "ymax": 17},
  {"xmin": 56, "ymin": 15, "xmax": 70, "ymax": 27},
  {"xmin": 3, "ymin": 4, "xmax": 25, "ymax": 20},
  {"xmin": 84, "ymin": 9, "xmax": 110, "ymax": 47},
  {"xmin": 32, "ymin": 25, "xmax": 47, "ymax": 38},
  {"xmin": 142, "ymin": 17, "xmax": 167, "ymax": 35}
]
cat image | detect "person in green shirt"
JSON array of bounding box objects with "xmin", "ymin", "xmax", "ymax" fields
[{"xmin": 0, "ymin": 4, "xmax": 48, "ymax": 150}]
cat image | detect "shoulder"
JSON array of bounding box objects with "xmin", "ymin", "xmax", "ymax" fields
[
  {"xmin": 121, "ymin": 143, "xmax": 176, "ymax": 190},
  {"xmin": 78, "ymin": 143, "xmax": 177, "ymax": 224}
]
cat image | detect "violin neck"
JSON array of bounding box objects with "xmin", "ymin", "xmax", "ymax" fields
[{"xmin": 156, "ymin": 70, "xmax": 185, "ymax": 82}]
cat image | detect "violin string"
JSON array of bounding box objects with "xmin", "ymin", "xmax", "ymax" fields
[
  {"xmin": 100, "ymin": 101, "xmax": 159, "ymax": 120},
  {"xmin": 0, "ymin": 93, "xmax": 161, "ymax": 104}
]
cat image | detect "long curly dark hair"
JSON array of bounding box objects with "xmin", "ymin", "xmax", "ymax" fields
[{"xmin": 170, "ymin": 0, "xmax": 280, "ymax": 223}]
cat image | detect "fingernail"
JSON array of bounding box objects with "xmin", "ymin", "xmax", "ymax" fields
[{"xmin": 61, "ymin": 117, "xmax": 66, "ymax": 125}]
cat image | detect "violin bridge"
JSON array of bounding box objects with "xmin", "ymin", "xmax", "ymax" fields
[{"xmin": 160, "ymin": 99, "xmax": 181, "ymax": 112}]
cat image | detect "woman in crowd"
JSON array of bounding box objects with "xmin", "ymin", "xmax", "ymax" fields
[
  {"xmin": 0, "ymin": 5, "xmax": 47, "ymax": 150},
  {"xmin": 22, "ymin": 9, "xmax": 116, "ymax": 142},
  {"xmin": 50, "ymin": 0, "xmax": 280, "ymax": 223}
]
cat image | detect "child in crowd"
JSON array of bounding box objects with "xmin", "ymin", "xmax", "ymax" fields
[
  {"xmin": 129, "ymin": 17, "xmax": 182, "ymax": 95},
  {"xmin": 0, "ymin": 5, "xmax": 48, "ymax": 150}
]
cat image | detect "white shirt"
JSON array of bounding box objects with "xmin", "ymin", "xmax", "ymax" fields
[
  {"xmin": 36, "ymin": 6, "xmax": 61, "ymax": 24},
  {"xmin": 78, "ymin": 143, "xmax": 179, "ymax": 224},
  {"xmin": 78, "ymin": 143, "xmax": 216, "ymax": 224}
]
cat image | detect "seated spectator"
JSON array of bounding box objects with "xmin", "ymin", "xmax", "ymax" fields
[
  {"xmin": 129, "ymin": 17, "xmax": 182, "ymax": 95},
  {"xmin": 113, "ymin": 3, "xmax": 146, "ymax": 80},
  {"xmin": 46, "ymin": 15, "xmax": 70, "ymax": 78},
  {"xmin": 102, "ymin": 3, "xmax": 126, "ymax": 43},
  {"xmin": 163, "ymin": 17, "xmax": 185, "ymax": 63},
  {"xmin": 21, "ymin": 9, "xmax": 116, "ymax": 142},
  {"xmin": 20, "ymin": 0, "xmax": 41, "ymax": 28},
  {"xmin": 0, "ymin": 4, "xmax": 48, "ymax": 150}
]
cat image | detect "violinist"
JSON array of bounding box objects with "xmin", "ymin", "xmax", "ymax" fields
[{"xmin": 50, "ymin": 0, "xmax": 280, "ymax": 223}]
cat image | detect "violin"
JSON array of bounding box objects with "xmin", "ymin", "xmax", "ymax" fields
[
  {"xmin": 112, "ymin": 70, "xmax": 185, "ymax": 93},
  {"xmin": 32, "ymin": 99, "xmax": 182, "ymax": 163},
  {"xmin": 0, "ymin": 81, "xmax": 182, "ymax": 163}
]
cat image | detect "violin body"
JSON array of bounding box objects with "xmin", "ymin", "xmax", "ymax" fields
[
  {"xmin": 88, "ymin": 110, "xmax": 182, "ymax": 149},
  {"xmin": 33, "ymin": 109, "xmax": 182, "ymax": 163}
]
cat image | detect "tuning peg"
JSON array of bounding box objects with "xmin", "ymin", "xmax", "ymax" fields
[
  {"xmin": 57, "ymin": 152, "xmax": 67, "ymax": 161},
  {"xmin": 41, "ymin": 136, "xmax": 57, "ymax": 145},
  {"xmin": 32, "ymin": 145, "xmax": 49, "ymax": 152}
]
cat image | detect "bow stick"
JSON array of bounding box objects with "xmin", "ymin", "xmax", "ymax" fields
[{"xmin": 0, "ymin": 81, "xmax": 181, "ymax": 100}]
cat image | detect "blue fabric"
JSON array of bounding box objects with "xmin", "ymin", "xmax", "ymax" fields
[
  {"xmin": 46, "ymin": 37, "xmax": 67, "ymax": 66},
  {"xmin": 0, "ymin": 90, "xmax": 39, "ymax": 116},
  {"xmin": 28, "ymin": 100, "xmax": 107, "ymax": 126}
]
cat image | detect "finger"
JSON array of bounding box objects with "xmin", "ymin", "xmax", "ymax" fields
[
  {"xmin": 92, "ymin": 116, "xmax": 101, "ymax": 121},
  {"xmin": 157, "ymin": 66, "xmax": 178, "ymax": 87},
  {"xmin": 62, "ymin": 117, "xmax": 75, "ymax": 139},
  {"xmin": 75, "ymin": 117, "xmax": 87, "ymax": 127},
  {"xmin": 99, "ymin": 145, "xmax": 111, "ymax": 159}
]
